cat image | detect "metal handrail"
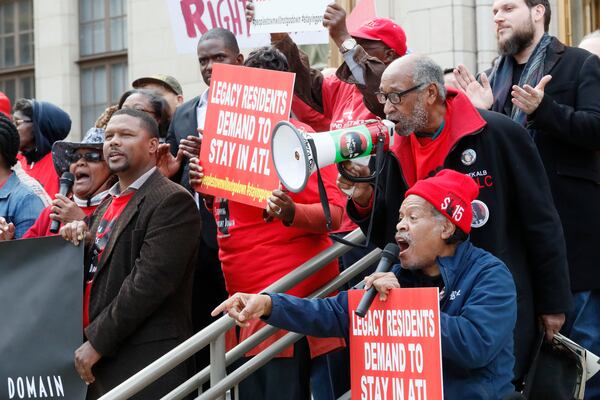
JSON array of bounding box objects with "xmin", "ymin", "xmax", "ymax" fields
[
  {"xmin": 195, "ymin": 247, "xmax": 382, "ymax": 400},
  {"xmin": 99, "ymin": 229, "xmax": 367, "ymax": 400},
  {"xmin": 165, "ymin": 247, "xmax": 382, "ymax": 400}
]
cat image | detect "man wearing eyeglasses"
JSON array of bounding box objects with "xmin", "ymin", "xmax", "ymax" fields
[{"xmin": 338, "ymin": 54, "xmax": 572, "ymax": 388}]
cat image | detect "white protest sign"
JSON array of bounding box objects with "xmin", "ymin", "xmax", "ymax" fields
[
  {"xmin": 166, "ymin": 0, "xmax": 328, "ymax": 54},
  {"xmin": 250, "ymin": 0, "xmax": 330, "ymax": 33}
]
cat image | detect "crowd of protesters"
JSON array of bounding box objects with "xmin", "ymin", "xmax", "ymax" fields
[{"xmin": 1, "ymin": 0, "xmax": 599, "ymax": 399}]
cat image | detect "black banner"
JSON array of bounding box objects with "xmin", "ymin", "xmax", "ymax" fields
[{"xmin": 0, "ymin": 236, "xmax": 87, "ymax": 399}]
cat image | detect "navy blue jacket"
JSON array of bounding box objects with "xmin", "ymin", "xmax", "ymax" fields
[{"xmin": 266, "ymin": 240, "xmax": 517, "ymax": 399}]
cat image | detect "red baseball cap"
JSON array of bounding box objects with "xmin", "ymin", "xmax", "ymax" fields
[
  {"xmin": 350, "ymin": 18, "xmax": 407, "ymax": 57},
  {"xmin": 0, "ymin": 91, "xmax": 11, "ymax": 117},
  {"xmin": 405, "ymin": 169, "xmax": 479, "ymax": 234}
]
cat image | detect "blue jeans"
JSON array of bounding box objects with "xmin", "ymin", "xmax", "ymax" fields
[{"xmin": 563, "ymin": 290, "xmax": 600, "ymax": 400}]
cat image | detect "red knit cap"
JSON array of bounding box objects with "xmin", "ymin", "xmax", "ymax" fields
[{"xmin": 405, "ymin": 169, "xmax": 479, "ymax": 234}]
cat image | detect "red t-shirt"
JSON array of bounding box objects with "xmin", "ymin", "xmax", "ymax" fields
[
  {"xmin": 217, "ymin": 120, "xmax": 346, "ymax": 358},
  {"xmin": 22, "ymin": 204, "xmax": 97, "ymax": 239},
  {"xmin": 403, "ymin": 102, "xmax": 454, "ymax": 187},
  {"xmin": 83, "ymin": 192, "xmax": 134, "ymax": 328},
  {"xmin": 17, "ymin": 152, "xmax": 60, "ymax": 199}
]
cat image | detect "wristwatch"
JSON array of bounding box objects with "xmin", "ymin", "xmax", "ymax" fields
[{"xmin": 340, "ymin": 38, "xmax": 357, "ymax": 54}]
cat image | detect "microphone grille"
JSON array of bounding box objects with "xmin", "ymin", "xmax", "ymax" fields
[
  {"xmin": 60, "ymin": 171, "xmax": 75, "ymax": 184},
  {"xmin": 382, "ymin": 243, "xmax": 400, "ymax": 259}
]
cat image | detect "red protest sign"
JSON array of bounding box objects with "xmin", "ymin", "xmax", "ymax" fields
[
  {"xmin": 198, "ymin": 63, "xmax": 295, "ymax": 207},
  {"xmin": 348, "ymin": 288, "xmax": 443, "ymax": 400}
]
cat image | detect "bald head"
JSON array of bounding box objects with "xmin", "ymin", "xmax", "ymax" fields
[
  {"xmin": 381, "ymin": 55, "xmax": 446, "ymax": 101},
  {"xmin": 380, "ymin": 55, "xmax": 447, "ymax": 136}
]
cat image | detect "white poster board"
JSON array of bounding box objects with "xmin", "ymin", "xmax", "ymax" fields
[
  {"xmin": 166, "ymin": 0, "xmax": 328, "ymax": 54},
  {"xmin": 251, "ymin": 0, "xmax": 330, "ymax": 33}
]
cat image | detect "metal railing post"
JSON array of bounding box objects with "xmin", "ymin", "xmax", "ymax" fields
[{"xmin": 209, "ymin": 333, "xmax": 226, "ymax": 400}]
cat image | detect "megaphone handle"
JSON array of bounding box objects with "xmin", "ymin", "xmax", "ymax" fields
[{"xmin": 307, "ymin": 139, "xmax": 333, "ymax": 231}]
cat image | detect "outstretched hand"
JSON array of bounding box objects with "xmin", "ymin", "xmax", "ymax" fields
[
  {"xmin": 211, "ymin": 293, "xmax": 273, "ymax": 327},
  {"xmin": 453, "ymin": 65, "xmax": 494, "ymax": 110},
  {"xmin": 511, "ymin": 75, "xmax": 552, "ymax": 115}
]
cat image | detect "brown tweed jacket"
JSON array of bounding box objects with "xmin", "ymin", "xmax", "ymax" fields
[{"xmin": 84, "ymin": 169, "xmax": 201, "ymax": 399}]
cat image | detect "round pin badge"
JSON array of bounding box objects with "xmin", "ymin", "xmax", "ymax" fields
[
  {"xmin": 461, "ymin": 149, "xmax": 477, "ymax": 166},
  {"xmin": 471, "ymin": 200, "xmax": 489, "ymax": 228}
]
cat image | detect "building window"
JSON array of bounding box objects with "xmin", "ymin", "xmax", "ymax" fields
[
  {"xmin": 80, "ymin": 60, "xmax": 127, "ymax": 132},
  {"xmin": 79, "ymin": 0, "xmax": 127, "ymax": 134},
  {"xmin": 0, "ymin": 0, "xmax": 34, "ymax": 105},
  {"xmin": 0, "ymin": 72, "xmax": 34, "ymax": 102},
  {"xmin": 80, "ymin": 0, "xmax": 127, "ymax": 56}
]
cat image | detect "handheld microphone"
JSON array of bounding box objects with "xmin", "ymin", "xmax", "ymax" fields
[
  {"xmin": 355, "ymin": 243, "xmax": 400, "ymax": 317},
  {"xmin": 50, "ymin": 172, "xmax": 75, "ymax": 233}
]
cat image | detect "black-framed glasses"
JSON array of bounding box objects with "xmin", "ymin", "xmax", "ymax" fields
[
  {"xmin": 375, "ymin": 83, "xmax": 426, "ymax": 105},
  {"xmin": 13, "ymin": 118, "xmax": 32, "ymax": 127},
  {"xmin": 67, "ymin": 151, "xmax": 103, "ymax": 164}
]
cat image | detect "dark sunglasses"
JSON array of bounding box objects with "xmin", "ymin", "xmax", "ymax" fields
[
  {"xmin": 67, "ymin": 151, "xmax": 103, "ymax": 163},
  {"xmin": 375, "ymin": 83, "xmax": 426, "ymax": 105}
]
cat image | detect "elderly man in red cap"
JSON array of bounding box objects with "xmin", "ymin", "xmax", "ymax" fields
[{"xmin": 213, "ymin": 169, "xmax": 518, "ymax": 400}]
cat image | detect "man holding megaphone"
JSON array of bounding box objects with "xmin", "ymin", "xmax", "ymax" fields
[{"xmin": 338, "ymin": 53, "xmax": 572, "ymax": 390}]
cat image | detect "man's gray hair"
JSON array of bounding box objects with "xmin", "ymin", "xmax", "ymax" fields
[
  {"xmin": 429, "ymin": 203, "xmax": 468, "ymax": 244},
  {"xmin": 413, "ymin": 57, "xmax": 447, "ymax": 101}
]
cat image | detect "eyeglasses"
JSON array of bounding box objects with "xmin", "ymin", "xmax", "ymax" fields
[
  {"xmin": 13, "ymin": 118, "xmax": 32, "ymax": 127},
  {"xmin": 375, "ymin": 84, "xmax": 426, "ymax": 105},
  {"xmin": 67, "ymin": 151, "xmax": 103, "ymax": 163}
]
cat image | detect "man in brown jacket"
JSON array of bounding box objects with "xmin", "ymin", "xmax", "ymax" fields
[{"xmin": 61, "ymin": 108, "xmax": 201, "ymax": 399}]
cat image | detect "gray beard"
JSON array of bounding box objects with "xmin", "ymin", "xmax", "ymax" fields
[{"xmin": 395, "ymin": 98, "xmax": 429, "ymax": 136}]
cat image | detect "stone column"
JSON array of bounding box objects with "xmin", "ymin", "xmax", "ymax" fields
[{"xmin": 34, "ymin": 0, "xmax": 80, "ymax": 139}]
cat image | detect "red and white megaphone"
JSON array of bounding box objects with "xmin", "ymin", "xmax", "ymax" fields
[{"xmin": 271, "ymin": 119, "xmax": 395, "ymax": 193}]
